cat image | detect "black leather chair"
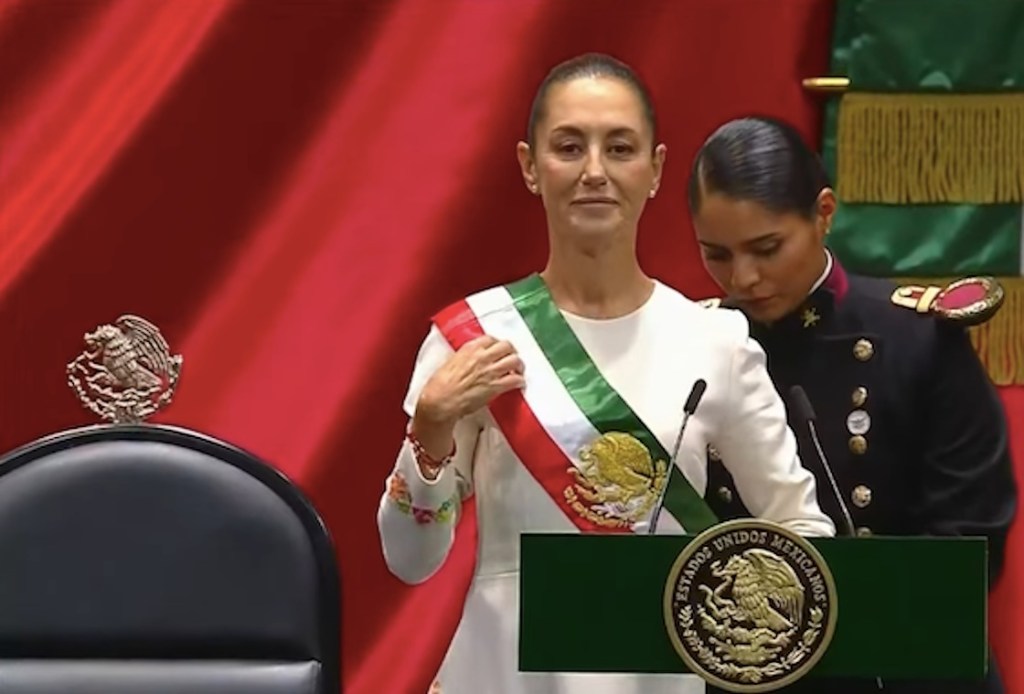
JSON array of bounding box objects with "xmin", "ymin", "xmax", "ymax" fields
[{"xmin": 0, "ymin": 424, "xmax": 340, "ymax": 694}]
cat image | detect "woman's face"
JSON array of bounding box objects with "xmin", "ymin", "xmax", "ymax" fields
[
  {"xmin": 692, "ymin": 189, "xmax": 835, "ymax": 323},
  {"xmin": 517, "ymin": 76, "xmax": 666, "ymax": 247}
]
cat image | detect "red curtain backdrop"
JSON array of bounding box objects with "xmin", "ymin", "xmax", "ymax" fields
[{"xmin": 1, "ymin": 2, "xmax": 1019, "ymax": 692}]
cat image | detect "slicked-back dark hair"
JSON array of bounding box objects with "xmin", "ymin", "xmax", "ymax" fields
[
  {"xmin": 689, "ymin": 116, "xmax": 830, "ymax": 219},
  {"xmin": 527, "ymin": 52, "xmax": 657, "ymax": 147}
]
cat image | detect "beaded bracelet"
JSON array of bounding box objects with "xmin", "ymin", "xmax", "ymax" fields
[{"xmin": 407, "ymin": 430, "xmax": 456, "ymax": 474}]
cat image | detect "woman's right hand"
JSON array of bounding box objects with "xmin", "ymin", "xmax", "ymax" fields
[
  {"xmin": 411, "ymin": 336, "xmax": 525, "ymax": 464},
  {"xmin": 417, "ymin": 335, "xmax": 525, "ymax": 424}
]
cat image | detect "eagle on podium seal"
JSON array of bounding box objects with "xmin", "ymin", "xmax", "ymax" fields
[{"xmin": 663, "ymin": 519, "xmax": 838, "ymax": 692}]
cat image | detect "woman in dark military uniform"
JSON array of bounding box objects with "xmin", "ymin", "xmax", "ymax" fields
[{"xmin": 687, "ymin": 116, "xmax": 1016, "ymax": 694}]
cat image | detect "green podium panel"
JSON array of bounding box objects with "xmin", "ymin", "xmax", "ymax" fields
[{"xmin": 519, "ymin": 533, "xmax": 987, "ymax": 679}]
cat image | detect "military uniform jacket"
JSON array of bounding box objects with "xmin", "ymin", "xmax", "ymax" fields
[{"xmin": 703, "ymin": 260, "xmax": 1016, "ymax": 694}]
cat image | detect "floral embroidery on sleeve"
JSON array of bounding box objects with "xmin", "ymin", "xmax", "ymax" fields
[{"xmin": 386, "ymin": 470, "xmax": 458, "ymax": 524}]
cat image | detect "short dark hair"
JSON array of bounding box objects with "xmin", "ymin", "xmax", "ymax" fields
[
  {"xmin": 688, "ymin": 116, "xmax": 830, "ymax": 219},
  {"xmin": 526, "ymin": 52, "xmax": 657, "ymax": 147}
]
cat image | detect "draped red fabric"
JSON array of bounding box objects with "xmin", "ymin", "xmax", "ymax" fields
[{"xmin": 0, "ymin": 2, "xmax": 1020, "ymax": 693}]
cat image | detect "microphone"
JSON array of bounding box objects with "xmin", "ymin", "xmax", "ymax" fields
[
  {"xmin": 789, "ymin": 385, "xmax": 856, "ymax": 537},
  {"xmin": 647, "ymin": 379, "xmax": 707, "ymax": 534}
]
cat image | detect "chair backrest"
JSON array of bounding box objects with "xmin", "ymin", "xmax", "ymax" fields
[{"xmin": 0, "ymin": 424, "xmax": 340, "ymax": 694}]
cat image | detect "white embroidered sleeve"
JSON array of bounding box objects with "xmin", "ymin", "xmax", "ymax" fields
[
  {"xmin": 376, "ymin": 325, "xmax": 481, "ymax": 584},
  {"xmin": 716, "ymin": 313, "xmax": 836, "ymax": 538}
]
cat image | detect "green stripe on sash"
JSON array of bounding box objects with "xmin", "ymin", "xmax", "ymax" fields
[{"xmin": 505, "ymin": 274, "xmax": 718, "ymax": 532}]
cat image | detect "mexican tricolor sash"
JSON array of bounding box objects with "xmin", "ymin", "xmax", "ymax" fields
[{"xmin": 432, "ymin": 274, "xmax": 718, "ymax": 534}]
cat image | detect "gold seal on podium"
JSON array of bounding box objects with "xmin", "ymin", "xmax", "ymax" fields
[
  {"xmin": 664, "ymin": 519, "xmax": 838, "ymax": 692},
  {"xmin": 67, "ymin": 314, "xmax": 183, "ymax": 424}
]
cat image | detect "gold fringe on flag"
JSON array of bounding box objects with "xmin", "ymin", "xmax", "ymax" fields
[
  {"xmin": 838, "ymin": 93, "xmax": 1024, "ymax": 204},
  {"xmin": 898, "ymin": 276, "xmax": 1024, "ymax": 386}
]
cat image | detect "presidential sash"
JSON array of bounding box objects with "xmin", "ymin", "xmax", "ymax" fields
[{"xmin": 432, "ymin": 273, "xmax": 718, "ymax": 534}]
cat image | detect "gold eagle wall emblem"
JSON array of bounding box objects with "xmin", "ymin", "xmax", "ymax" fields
[{"xmin": 67, "ymin": 314, "xmax": 183, "ymax": 424}]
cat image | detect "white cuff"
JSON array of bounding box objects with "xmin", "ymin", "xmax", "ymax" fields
[{"xmin": 384, "ymin": 439, "xmax": 460, "ymax": 524}]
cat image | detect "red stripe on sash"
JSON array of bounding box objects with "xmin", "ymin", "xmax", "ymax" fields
[{"xmin": 433, "ymin": 299, "xmax": 630, "ymax": 535}]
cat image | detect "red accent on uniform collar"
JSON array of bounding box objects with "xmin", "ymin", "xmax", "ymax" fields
[{"xmin": 822, "ymin": 256, "xmax": 849, "ymax": 303}]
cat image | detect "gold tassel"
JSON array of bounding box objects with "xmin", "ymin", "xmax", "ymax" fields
[
  {"xmin": 838, "ymin": 93, "xmax": 1024, "ymax": 204},
  {"xmin": 897, "ymin": 276, "xmax": 1024, "ymax": 386}
]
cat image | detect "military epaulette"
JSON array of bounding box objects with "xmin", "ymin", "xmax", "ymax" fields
[
  {"xmin": 697, "ymin": 297, "xmax": 722, "ymax": 309},
  {"xmin": 890, "ymin": 276, "xmax": 1005, "ymax": 326}
]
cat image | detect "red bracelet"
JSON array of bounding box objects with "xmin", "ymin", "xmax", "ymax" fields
[{"xmin": 407, "ymin": 430, "xmax": 456, "ymax": 473}]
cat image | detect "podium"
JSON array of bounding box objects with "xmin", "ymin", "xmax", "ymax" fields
[{"xmin": 519, "ymin": 521, "xmax": 988, "ymax": 690}]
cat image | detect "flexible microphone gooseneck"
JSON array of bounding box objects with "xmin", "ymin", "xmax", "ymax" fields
[
  {"xmin": 789, "ymin": 385, "xmax": 856, "ymax": 537},
  {"xmin": 647, "ymin": 379, "xmax": 707, "ymax": 534}
]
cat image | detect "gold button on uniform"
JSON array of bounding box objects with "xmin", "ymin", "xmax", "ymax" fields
[
  {"xmin": 717, "ymin": 486, "xmax": 733, "ymax": 503},
  {"xmin": 852, "ymin": 485, "xmax": 872, "ymax": 508},
  {"xmin": 853, "ymin": 338, "xmax": 874, "ymax": 361},
  {"xmin": 707, "ymin": 445, "xmax": 721, "ymax": 462},
  {"xmin": 849, "ymin": 435, "xmax": 868, "ymax": 455},
  {"xmin": 852, "ymin": 386, "xmax": 868, "ymax": 407},
  {"xmin": 856, "ymin": 526, "xmax": 873, "ymax": 537}
]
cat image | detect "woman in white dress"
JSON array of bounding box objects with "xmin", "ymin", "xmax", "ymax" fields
[{"xmin": 376, "ymin": 53, "xmax": 835, "ymax": 694}]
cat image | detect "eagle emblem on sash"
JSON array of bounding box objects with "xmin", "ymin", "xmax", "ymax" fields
[{"xmin": 563, "ymin": 432, "xmax": 668, "ymax": 528}]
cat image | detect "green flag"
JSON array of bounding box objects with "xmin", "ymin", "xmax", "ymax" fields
[{"xmin": 822, "ymin": 0, "xmax": 1024, "ymax": 385}]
